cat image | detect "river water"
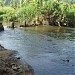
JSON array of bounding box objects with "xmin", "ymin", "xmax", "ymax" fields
[{"xmin": 0, "ymin": 26, "xmax": 75, "ymax": 75}]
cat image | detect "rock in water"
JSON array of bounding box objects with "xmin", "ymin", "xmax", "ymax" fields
[
  {"xmin": 0, "ymin": 44, "xmax": 5, "ymax": 50},
  {"xmin": 11, "ymin": 22, "xmax": 14, "ymax": 28},
  {"xmin": 0, "ymin": 22, "xmax": 4, "ymax": 31}
]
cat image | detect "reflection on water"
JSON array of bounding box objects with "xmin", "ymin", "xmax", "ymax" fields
[
  {"xmin": 25, "ymin": 26, "xmax": 75, "ymax": 40},
  {"xmin": 0, "ymin": 26, "xmax": 75, "ymax": 75}
]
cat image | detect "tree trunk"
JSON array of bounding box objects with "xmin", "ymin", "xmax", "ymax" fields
[{"xmin": 57, "ymin": 21, "xmax": 61, "ymax": 27}]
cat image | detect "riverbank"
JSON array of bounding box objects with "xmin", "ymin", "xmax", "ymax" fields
[{"xmin": 0, "ymin": 44, "xmax": 34, "ymax": 75}]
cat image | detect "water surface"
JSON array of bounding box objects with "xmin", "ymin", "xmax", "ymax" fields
[{"xmin": 0, "ymin": 26, "xmax": 75, "ymax": 75}]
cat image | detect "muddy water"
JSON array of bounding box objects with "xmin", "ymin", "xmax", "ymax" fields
[{"xmin": 0, "ymin": 26, "xmax": 75, "ymax": 75}]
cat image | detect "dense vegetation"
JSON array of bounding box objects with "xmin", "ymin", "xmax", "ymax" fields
[{"xmin": 0, "ymin": 0, "xmax": 75, "ymax": 27}]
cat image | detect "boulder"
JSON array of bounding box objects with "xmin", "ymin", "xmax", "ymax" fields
[
  {"xmin": 0, "ymin": 44, "xmax": 5, "ymax": 50},
  {"xmin": 0, "ymin": 23, "xmax": 4, "ymax": 31},
  {"xmin": 10, "ymin": 22, "xmax": 14, "ymax": 28}
]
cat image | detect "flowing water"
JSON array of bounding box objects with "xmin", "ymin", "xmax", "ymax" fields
[{"xmin": 0, "ymin": 26, "xmax": 75, "ymax": 75}]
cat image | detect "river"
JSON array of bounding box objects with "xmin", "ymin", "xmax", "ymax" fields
[{"xmin": 0, "ymin": 26, "xmax": 75, "ymax": 75}]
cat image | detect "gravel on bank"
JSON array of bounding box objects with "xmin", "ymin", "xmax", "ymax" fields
[{"xmin": 0, "ymin": 44, "xmax": 34, "ymax": 75}]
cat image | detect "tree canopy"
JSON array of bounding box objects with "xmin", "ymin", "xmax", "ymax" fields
[{"xmin": 0, "ymin": 0, "xmax": 75, "ymax": 27}]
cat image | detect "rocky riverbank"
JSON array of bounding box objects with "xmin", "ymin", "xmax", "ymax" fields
[{"xmin": 0, "ymin": 44, "xmax": 34, "ymax": 75}]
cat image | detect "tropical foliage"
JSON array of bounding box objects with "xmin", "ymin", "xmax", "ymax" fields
[{"xmin": 0, "ymin": 0, "xmax": 75, "ymax": 27}]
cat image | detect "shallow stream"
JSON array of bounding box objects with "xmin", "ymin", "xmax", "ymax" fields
[{"xmin": 0, "ymin": 26, "xmax": 75, "ymax": 75}]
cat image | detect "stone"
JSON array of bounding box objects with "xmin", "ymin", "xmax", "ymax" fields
[
  {"xmin": 17, "ymin": 57, "xmax": 20, "ymax": 60},
  {"xmin": 0, "ymin": 44, "xmax": 5, "ymax": 50},
  {"xmin": 11, "ymin": 22, "xmax": 14, "ymax": 28},
  {"xmin": 0, "ymin": 22, "xmax": 4, "ymax": 31},
  {"xmin": 66, "ymin": 59, "xmax": 69, "ymax": 62},
  {"xmin": 72, "ymin": 65, "xmax": 74, "ymax": 66},
  {"xmin": 63, "ymin": 59, "xmax": 69, "ymax": 62},
  {"xmin": 12, "ymin": 66, "xmax": 17, "ymax": 70}
]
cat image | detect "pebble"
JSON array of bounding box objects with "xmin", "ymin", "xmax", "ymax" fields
[
  {"xmin": 63, "ymin": 59, "xmax": 69, "ymax": 62},
  {"xmin": 12, "ymin": 66, "xmax": 17, "ymax": 71},
  {"xmin": 72, "ymin": 65, "xmax": 74, "ymax": 66},
  {"xmin": 66, "ymin": 59, "xmax": 69, "ymax": 62},
  {"xmin": 17, "ymin": 57, "xmax": 20, "ymax": 60}
]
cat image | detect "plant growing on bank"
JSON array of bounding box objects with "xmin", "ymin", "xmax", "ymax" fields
[{"xmin": 0, "ymin": 0, "xmax": 75, "ymax": 27}]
